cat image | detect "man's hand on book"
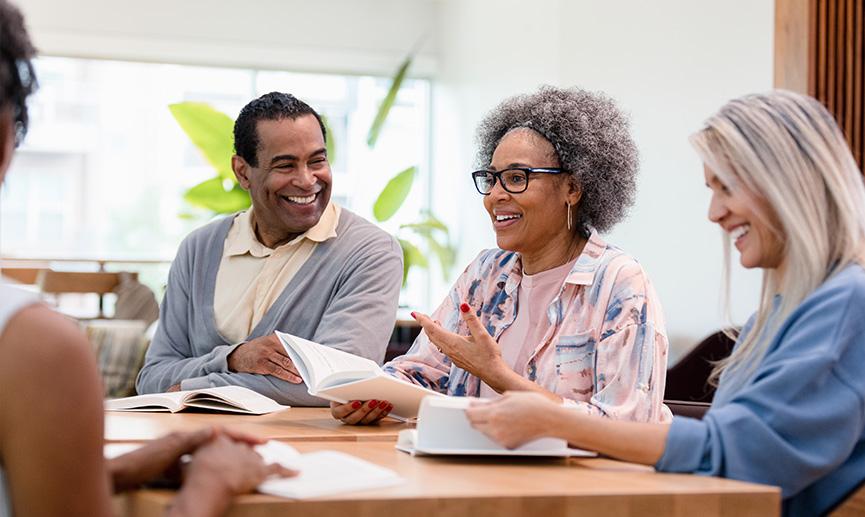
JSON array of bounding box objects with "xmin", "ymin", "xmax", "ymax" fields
[
  {"xmin": 227, "ymin": 334, "xmax": 303, "ymax": 383},
  {"xmin": 331, "ymin": 399, "xmax": 394, "ymax": 425}
]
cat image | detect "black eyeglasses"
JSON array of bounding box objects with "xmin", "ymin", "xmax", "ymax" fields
[{"xmin": 471, "ymin": 167, "xmax": 567, "ymax": 195}]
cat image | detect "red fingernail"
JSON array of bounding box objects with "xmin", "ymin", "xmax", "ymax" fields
[
  {"xmin": 460, "ymin": 303, "xmax": 470, "ymax": 313},
  {"xmin": 387, "ymin": 404, "xmax": 394, "ymax": 412},
  {"xmin": 410, "ymin": 312, "xmax": 417, "ymax": 319},
  {"xmin": 369, "ymin": 400, "xmax": 379, "ymax": 409},
  {"xmin": 352, "ymin": 401, "xmax": 362, "ymax": 409}
]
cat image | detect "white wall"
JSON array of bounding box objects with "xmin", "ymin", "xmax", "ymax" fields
[
  {"xmin": 14, "ymin": 0, "xmax": 439, "ymax": 76},
  {"xmin": 432, "ymin": 0, "xmax": 773, "ymax": 357}
]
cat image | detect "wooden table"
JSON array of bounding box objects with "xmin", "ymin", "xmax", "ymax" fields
[
  {"xmin": 118, "ymin": 441, "xmax": 780, "ymax": 517},
  {"xmin": 105, "ymin": 408, "xmax": 409, "ymax": 443}
]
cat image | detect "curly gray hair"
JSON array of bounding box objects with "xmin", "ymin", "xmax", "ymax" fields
[{"xmin": 475, "ymin": 85, "xmax": 639, "ymax": 233}]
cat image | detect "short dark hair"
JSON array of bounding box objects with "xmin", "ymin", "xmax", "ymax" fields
[
  {"xmin": 233, "ymin": 91, "xmax": 327, "ymax": 167},
  {"xmin": 0, "ymin": 0, "xmax": 37, "ymax": 146}
]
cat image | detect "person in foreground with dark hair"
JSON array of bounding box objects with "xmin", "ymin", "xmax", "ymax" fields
[
  {"xmin": 333, "ymin": 86, "xmax": 671, "ymax": 425},
  {"xmin": 137, "ymin": 92, "xmax": 403, "ymax": 406},
  {"xmin": 465, "ymin": 91, "xmax": 865, "ymax": 517},
  {"xmin": 0, "ymin": 1, "xmax": 294, "ymax": 515}
]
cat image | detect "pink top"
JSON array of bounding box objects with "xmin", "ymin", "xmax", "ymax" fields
[{"xmin": 479, "ymin": 257, "xmax": 578, "ymax": 398}]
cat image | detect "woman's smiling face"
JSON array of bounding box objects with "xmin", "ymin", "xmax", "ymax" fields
[
  {"xmin": 483, "ymin": 129, "xmax": 576, "ymax": 256},
  {"xmin": 704, "ymin": 165, "xmax": 785, "ymax": 270}
]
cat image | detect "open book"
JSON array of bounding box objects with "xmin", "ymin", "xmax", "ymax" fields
[
  {"xmin": 256, "ymin": 441, "xmax": 403, "ymax": 499},
  {"xmin": 276, "ymin": 331, "xmax": 443, "ymax": 420},
  {"xmin": 396, "ymin": 396, "xmax": 596, "ymax": 457},
  {"xmin": 104, "ymin": 385, "xmax": 288, "ymax": 415}
]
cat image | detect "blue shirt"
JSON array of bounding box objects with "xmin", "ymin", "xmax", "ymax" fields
[{"xmin": 656, "ymin": 263, "xmax": 865, "ymax": 516}]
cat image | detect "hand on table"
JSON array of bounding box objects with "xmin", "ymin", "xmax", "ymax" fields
[
  {"xmin": 411, "ymin": 302, "xmax": 508, "ymax": 383},
  {"xmin": 184, "ymin": 434, "xmax": 296, "ymax": 494},
  {"xmin": 168, "ymin": 434, "xmax": 296, "ymax": 517},
  {"xmin": 465, "ymin": 391, "xmax": 561, "ymax": 449},
  {"xmin": 227, "ymin": 333, "xmax": 302, "ymax": 383},
  {"xmin": 330, "ymin": 399, "xmax": 394, "ymax": 425},
  {"xmin": 109, "ymin": 426, "xmax": 269, "ymax": 492}
]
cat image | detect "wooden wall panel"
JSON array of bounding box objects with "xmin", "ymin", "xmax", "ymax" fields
[{"xmin": 775, "ymin": 0, "xmax": 865, "ymax": 174}]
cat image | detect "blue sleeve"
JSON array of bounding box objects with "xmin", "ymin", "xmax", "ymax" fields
[{"xmin": 656, "ymin": 281, "xmax": 865, "ymax": 498}]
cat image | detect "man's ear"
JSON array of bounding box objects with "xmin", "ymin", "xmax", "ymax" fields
[{"xmin": 232, "ymin": 155, "xmax": 251, "ymax": 190}]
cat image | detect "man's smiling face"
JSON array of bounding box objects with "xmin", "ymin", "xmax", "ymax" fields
[{"xmin": 233, "ymin": 114, "xmax": 332, "ymax": 247}]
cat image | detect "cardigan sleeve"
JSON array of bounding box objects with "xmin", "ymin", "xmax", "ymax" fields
[{"xmin": 135, "ymin": 236, "xmax": 240, "ymax": 394}]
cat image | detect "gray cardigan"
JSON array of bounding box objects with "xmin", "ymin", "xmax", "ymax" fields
[{"xmin": 136, "ymin": 208, "xmax": 403, "ymax": 405}]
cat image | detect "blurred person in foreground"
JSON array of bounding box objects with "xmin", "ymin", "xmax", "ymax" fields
[{"xmin": 0, "ymin": 2, "xmax": 293, "ymax": 515}]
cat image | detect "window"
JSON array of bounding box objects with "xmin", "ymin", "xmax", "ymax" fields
[{"xmin": 1, "ymin": 56, "xmax": 431, "ymax": 308}]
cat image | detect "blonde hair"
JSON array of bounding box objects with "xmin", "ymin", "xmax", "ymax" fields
[{"xmin": 690, "ymin": 90, "xmax": 865, "ymax": 385}]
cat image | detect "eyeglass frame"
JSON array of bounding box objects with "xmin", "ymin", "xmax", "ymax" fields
[{"xmin": 471, "ymin": 167, "xmax": 568, "ymax": 195}]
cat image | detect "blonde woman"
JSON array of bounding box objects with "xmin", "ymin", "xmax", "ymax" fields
[{"xmin": 465, "ymin": 91, "xmax": 865, "ymax": 517}]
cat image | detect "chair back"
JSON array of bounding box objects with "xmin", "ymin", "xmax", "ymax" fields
[{"xmin": 665, "ymin": 330, "xmax": 736, "ymax": 402}]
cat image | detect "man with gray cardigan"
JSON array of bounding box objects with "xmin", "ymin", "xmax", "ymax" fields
[{"xmin": 136, "ymin": 92, "xmax": 403, "ymax": 405}]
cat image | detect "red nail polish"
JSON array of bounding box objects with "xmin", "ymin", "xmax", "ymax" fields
[
  {"xmin": 352, "ymin": 400, "xmax": 362, "ymax": 409},
  {"xmin": 387, "ymin": 404, "xmax": 394, "ymax": 412},
  {"xmin": 410, "ymin": 311, "xmax": 417, "ymax": 319},
  {"xmin": 460, "ymin": 303, "xmax": 470, "ymax": 313},
  {"xmin": 369, "ymin": 400, "xmax": 379, "ymax": 409}
]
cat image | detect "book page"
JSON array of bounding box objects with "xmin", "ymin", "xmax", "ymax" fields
[
  {"xmin": 185, "ymin": 386, "xmax": 288, "ymax": 415},
  {"xmin": 275, "ymin": 331, "xmax": 380, "ymax": 391},
  {"xmin": 104, "ymin": 392, "xmax": 186, "ymax": 412},
  {"xmin": 255, "ymin": 441, "xmax": 402, "ymax": 499}
]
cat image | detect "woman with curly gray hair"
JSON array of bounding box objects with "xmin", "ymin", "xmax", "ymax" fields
[{"xmin": 331, "ymin": 86, "xmax": 670, "ymax": 426}]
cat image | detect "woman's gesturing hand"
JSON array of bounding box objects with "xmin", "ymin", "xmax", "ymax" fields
[{"xmin": 412, "ymin": 302, "xmax": 509, "ymax": 384}]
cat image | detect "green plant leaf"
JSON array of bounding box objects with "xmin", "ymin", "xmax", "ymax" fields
[
  {"xmin": 367, "ymin": 56, "xmax": 412, "ymax": 148},
  {"xmin": 399, "ymin": 216, "xmax": 449, "ymax": 236},
  {"xmin": 403, "ymin": 226, "xmax": 455, "ymax": 279},
  {"xmin": 373, "ymin": 166, "xmax": 416, "ymax": 222},
  {"xmin": 397, "ymin": 237, "xmax": 428, "ymax": 286},
  {"xmin": 169, "ymin": 102, "xmax": 235, "ymax": 181},
  {"xmin": 320, "ymin": 114, "xmax": 336, "ymax": 164},
  {"xmin": 183, "ymin": 177, "xmax": 251, "ymax": 213}
]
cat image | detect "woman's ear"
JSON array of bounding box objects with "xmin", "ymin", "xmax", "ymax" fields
[{"xmin": 566, "ymin": 177, "xmax": 582, "ymax": 206}]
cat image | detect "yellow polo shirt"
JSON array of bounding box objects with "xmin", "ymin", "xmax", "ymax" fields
[{"xmin": 213, "ymin": 202, "xmax": 341, "ymax": 343}]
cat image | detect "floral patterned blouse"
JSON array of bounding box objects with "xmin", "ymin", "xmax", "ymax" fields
[{"xmin": 384, "ymin": 230, "xmax": 672, "ymax": 423}]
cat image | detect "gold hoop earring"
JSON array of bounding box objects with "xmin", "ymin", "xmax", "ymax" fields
[{"xmin": 566, "ymin": 202, "xmax": 572, "ymax": 231}]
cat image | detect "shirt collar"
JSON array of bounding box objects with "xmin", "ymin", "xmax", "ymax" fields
[
  {"xmin": 563, "ymin": 229, "xmax": 607, "ymax": 286},
  {"xmin": 503, "ymin": 228, "xmax": 608, "ymax": 292},
  {"xmin": 225, "ymin": 202, "xmax": 341, "ymax": 258}
]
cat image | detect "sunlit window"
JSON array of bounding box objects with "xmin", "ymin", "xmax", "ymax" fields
[{"xmin": 0, "ymin": 56, "xmax": 431, "ymax": 308}]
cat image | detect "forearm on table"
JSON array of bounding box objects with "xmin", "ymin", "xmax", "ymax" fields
[{"xmin": 548, "ymin": 405, "xmax": 669, "ymax": 465}]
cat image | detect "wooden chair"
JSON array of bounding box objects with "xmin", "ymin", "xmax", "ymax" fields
[
  {"xmin": 37, "ymin": 270, "xmax": 136, "ymax": 319},
  {"xmin": 0, "ymin": 267, "xmax": 44, "ymax": 285}
]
